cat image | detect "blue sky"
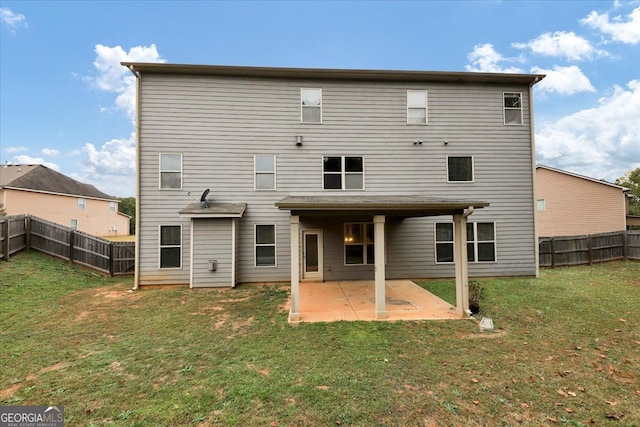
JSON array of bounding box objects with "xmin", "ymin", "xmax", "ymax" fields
[{"xmin": 1, "ymin": 0, "xmax": 639, "ymax": 197}]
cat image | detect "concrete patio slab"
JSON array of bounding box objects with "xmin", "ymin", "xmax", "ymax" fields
[{"xmin": 290, "ymin": 279, "xmax": 468, "ymax": 323}]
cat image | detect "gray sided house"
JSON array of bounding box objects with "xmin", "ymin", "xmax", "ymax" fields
[{"xmin": 123, "ymin": 62, "xmax": 544, "ymax": 320}]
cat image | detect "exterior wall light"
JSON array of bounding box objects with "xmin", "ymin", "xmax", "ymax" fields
[{"xmin": 295, "ymin": 136, "xmax": 303, "ymax": 146}]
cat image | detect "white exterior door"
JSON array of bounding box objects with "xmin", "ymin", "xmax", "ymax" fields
[{"xmin": 302, "ymin": 230, "xmax": 323, "ymax": 281}]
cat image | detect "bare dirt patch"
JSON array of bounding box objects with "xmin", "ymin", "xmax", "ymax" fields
[{"xmin": 0, "ymin": 384, "xmax": 22, "ymax": 400}]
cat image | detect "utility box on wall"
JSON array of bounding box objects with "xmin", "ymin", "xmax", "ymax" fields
[{"xmin": 208, "ymin": 260, "xmax": 218, "ymax": 271}]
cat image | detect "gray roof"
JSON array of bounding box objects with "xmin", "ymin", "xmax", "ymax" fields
[
  {"xmin": 0, "ymin": 164, "xmax": 115, "ymax": 200},
  {"xmin": 122, "ymin": 62, "xmax": 545, "ymax": 86},
  {"xmin": 276, "ymin": 195, "xmax": 488, "ymax": 217},
  {"xmin": 179, "ymin": 202, "xmax": 247, "ymax": 218}
]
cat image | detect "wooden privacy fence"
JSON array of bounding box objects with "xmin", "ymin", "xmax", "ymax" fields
[
  {"xmin": 1, "ymin": 215, "xmax": 134, "ymax": 276},
  {"xmin": 539, "ymin": 230, "xmax": 640, "ymax": 268}
]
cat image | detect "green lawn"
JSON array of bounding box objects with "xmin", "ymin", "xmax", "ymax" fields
[{"xmin": 1, "ymin": 251, "xmax": 639, "ymax": 426}]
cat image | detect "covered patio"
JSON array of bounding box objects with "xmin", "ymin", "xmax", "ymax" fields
[
  {"xmin": 290, "ymin": 279, "xmax": 466, "ymax": 323},
  {"xmin": 276, "ymin": 195, "xmax": 489, "ymax": 322}
]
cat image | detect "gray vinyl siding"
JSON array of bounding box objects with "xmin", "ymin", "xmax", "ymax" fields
[
  {"xmin": 137, "ymin": 72, "xmax": 536, "ymax": 286},
  {"xmin": 191, "ymin": 219, "xmax": 234, "ymax": 288}
]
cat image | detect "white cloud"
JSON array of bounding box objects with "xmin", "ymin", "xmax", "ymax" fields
[
  {"xmin": 536, "ymin": 79, "xmax": 640, "ymax": 182},
  {"xmin": 12, "ymin": 155, "xmax": 60, "ymax": 170},
  {"xmin": 512, "ymin": 31, "xmax": 601, "ymax": 61},
  {"xmin": 0, "ymin": 7, "xmax": 27, "ymax": 33},
  {"xmin": 41, "ymin": 148, "xmax": 60, "ymax": 157},
  {"xmin": 88, "ymin": 44, "xmax": 165, "ymax": 121},
  {"xmin": 79, "ymin": 132, "xmax": 137, "ymax": 196},
  {"xmin": 465, "ymin": 43, "xmax": 524, "ymax": 73},
  {"xmin": 80, "ymin": 44, "xmax": 165, "ymax": 195},
  {"xmin": 6, "ymin": 146, "xmax": 28, "ymax": 154},
  {"xmin": 581, "ymin": 6, "xmax": 640, "ymax": 44},
  {"xmin": 530, "ymin": 65, "xmax": 595, "ymax": 96}
]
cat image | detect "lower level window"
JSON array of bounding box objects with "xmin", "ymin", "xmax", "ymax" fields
[
  {"xmin": 255, "ymin": 224, "xmax": 276, "ymax": 266},
  {"xmin": 344, "ymin": 223, "xmax": 374, "ymax": 265},
  {"xmin": 70, "ymin": 219, "xmax": 78, "ymax": 230},
  {"xmin": 435, "ymin": 222, "xmax": 496, "ymax": 263},
  {"xmin": 435, "ymin": 223, "xmax": 454, "ymax": 263},
  {"xmin": 160, "ymin": 225, "xmax": 182, "ymax": 268},
  {"xmin": 467, "ymin": 222, "xmax": 496, "ymax": 262}
]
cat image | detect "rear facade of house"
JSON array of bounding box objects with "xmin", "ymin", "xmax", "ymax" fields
[{"xmin": 126, "ymin": 63, "xmax": 542, "ymax": 288}]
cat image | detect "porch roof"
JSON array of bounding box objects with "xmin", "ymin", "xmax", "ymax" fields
[
  {"xmin": 276, "ymin": 195, "xmax": 489, "ymax": 217},
  {"xmin": 179, "ymin": 202, "xmax": 247, "ymax": 218}
]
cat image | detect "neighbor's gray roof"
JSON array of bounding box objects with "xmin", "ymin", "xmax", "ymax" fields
[
  {"xmin": 0, "ymin": 164, "xmax": 115, "ymax": 200},
  {"xmin": 122, "ymin": 62, "xmax": 544, "ymax": 86},
  {"xmin": 179, "ymin": 202, "xmax": 247, "ymax": 218},
  {"xmin": 276, "ymin": 195, "xmax": 488, "ymax": 217}
]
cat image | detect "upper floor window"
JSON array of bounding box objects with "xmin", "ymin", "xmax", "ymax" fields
[
  {"xmin": 255, "ymin": 224, "xmax": 277, "ymax": 267},
  {"xmin": 447, "ymin": 156, "xmax": 474, "ymax": 182},
  {"xmin": 503, "ymin": 92, "xmax": 522, "ymax": 125},
  {"xmin": 109, "ymin": 201, "xmax": 117, "ymax": 212},
  {"xmin": 407, "ymin": 90, "xmax": 428, "ymax": 124},
  {"xmin": 78, "ymin": 198, "xmax": 86, "ymax": 210},
  {"xmin": 323, "ymin": 156, "xmax": 364, "ymax": 190},
  {"xmin": 255, "ymin": 155, "xmax": 276, "ymax": 190},
  {"xmin": 160, "ymin": 153, "xmax": 182, "ymax": 189},
  {"xmin": 344, "ymin": 223, "xmax": 374, "ymax": 265},
  {"xmin": 159, "ymin": 225, "xmax": 182, "ymax": 269},
  {"xmin": 301, "ymin": 88, "xmax": 322, "ymax": 123}
]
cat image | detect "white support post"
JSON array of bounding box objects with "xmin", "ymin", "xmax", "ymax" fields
[
  {"xmin": 453, "ymin": 214, "xmax": 469, "ymax": 317},
  {"xmin": 290, "ymin": 216, "xmax": 300, "ymax": 321},
  {"xmin": 374, "ymin": 215, "xmax": 387, "ymax": 319}
]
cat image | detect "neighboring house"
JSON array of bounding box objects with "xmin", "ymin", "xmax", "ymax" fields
[
  {"xmin": 0, "ymin": 164, "xmax": 130, "ymax": 237},
  {"xmin": 123, "ymin": 62, "xmax": 544, "ymax": 320},
  {"xmin": 535, "ymin": 165, "xmax": 629, "ymax": 237}
]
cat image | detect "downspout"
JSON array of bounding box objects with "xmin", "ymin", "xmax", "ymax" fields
[
  {"xmin": 462, "ymin": 206, "xmax": 474, "ymax": 316},
  {"xmin": 126, "ymin": 65, "xmax": 142, "ymax": 290}
]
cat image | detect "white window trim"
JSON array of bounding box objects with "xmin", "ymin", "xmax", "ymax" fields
[
  {"xmin": 322, "ymin": 156, "xmax": 365, "ymax": 191},
  {"xmin": 254, "ymin": 224, "xmax": 277, "ymax": 267},
  {"xmin": 159, "ymin": 153, "xmax": 183, "ymax": 190},
  {"xmin": 434, "ymin": 221, "xmax": 497, "ymax": 264},
  {"xmin": 70, "ymin": 219, "xmax": 78, "ymax": 230},
  {"xmin": 344, "ymin": 222, "xmax": 375, "ymax": 266},
  {"xmin": 467, "ymin": 222, "xmax": 498, "ymax": 263},
  {"xmin": 301, "ymin": 88, "xmax": 322, "ymax": 124},
  {"xmin": 407, "ymin": 90, "xmax": 428, "ymax": 125},
  {"xmin": 78, "ymin": 198, "xmax": 86, "ymax": 210},
  {"xmin": 434, "ymin": 222, "xmax": 455, "ymax": 264},
  {"xmin": 109, "ymin": 201, "xmax": 116, "ymax": 212},
  {"xmin": 446, "ymin": 155, "xmax": 475, "ymax": 183},
  {"xmin": 158, "ymin": 224, "xmax": 182, "ymax": 269},
  {"xmin": 254, "ymin": 155, "xmax": 277, "ymax": 191},
  {"xmin": 503, "ymin": 92, "xmax": 523, "ymax": 126},
  {"xmin": 536, "ymin": 199, "xmax": 546, "ymax": 211}
]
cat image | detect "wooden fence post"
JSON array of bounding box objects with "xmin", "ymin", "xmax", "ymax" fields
[
  {"xmin": 622, "ymin": 230, "xmax": 628, "ymax": 260},
  {"xmin": 109, "ymin": 242, "xmax": 115, "ymax": 277},
  {"xmin": 2, "ymin": 219, "xmax": 8, "ymax": 261},
  {"xmin": 587, "ymin": 235, "xmax": 593, "ymax": 265},
  {"xmin": 25, "ymin": 215, "xmax": 31, "ymax": 251},
  {"xmin": 69, "ymin": 230, "xmax": 75, "ymax": 264},
  {"xmin": 550, "ymin": 237, "xmax": 556, "ymax": 268}
]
